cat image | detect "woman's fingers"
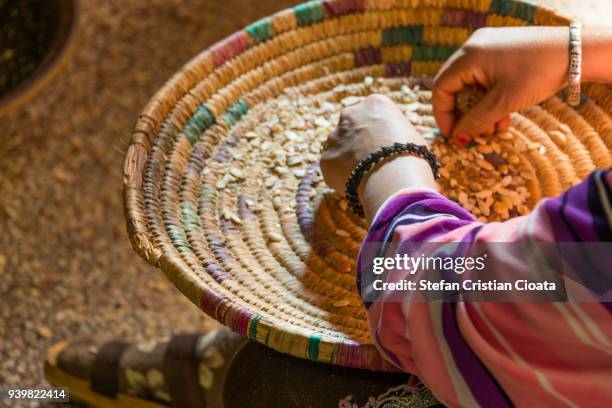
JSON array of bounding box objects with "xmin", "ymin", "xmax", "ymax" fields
[
  {"xmin": 432, "ymin": 91, "xmax": 457, "ymax": 139},
  {"xmin": 432, "ymin": 51, "xmax": 474, "ymax": 138},
  {"xmin": 495, "ymin": 115, "xmax": 511, "ymax": 133},
  {"xmin": 452, "ymin": 86, "xmax": 512, "ymax": 144}
]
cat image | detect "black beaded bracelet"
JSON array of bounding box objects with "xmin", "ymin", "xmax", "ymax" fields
[{"xmin": 344, "ymin": 142, "xmax": 441, "ymax": 218}]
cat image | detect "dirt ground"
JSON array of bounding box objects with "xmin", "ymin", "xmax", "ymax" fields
[
  {"xmin": 0, "ymin": 0, "xmax": 298, "ymax": 391},
  {"xmin": 0, "ymin": 0, "xmax": 607, "ymax": 397}
]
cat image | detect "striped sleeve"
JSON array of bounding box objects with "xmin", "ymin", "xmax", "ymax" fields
[{"xmin": 357, "ymin": 169, "xmax": 612, "ymax": 407}]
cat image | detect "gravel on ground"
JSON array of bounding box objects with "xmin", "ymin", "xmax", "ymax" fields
[{"xmin": 0, "ymin": 0, "xmax": 297, "ymax": 393}]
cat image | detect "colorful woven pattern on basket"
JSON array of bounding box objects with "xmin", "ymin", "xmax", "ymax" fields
[{"xmin": 123, "ymin": 0, "xmax": 612, "ymax": 371}]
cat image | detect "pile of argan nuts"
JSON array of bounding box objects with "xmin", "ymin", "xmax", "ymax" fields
[
  {"xmin": 429, "ymin": 86, "xmax": 530, "ymax": 222},
  {"xmin": 431, "ymin": 136, "xmax": 531, "ymax": 222},
  {"xmin": 230, "ymin": 77, "xmax": 530, "ymax": 223}
]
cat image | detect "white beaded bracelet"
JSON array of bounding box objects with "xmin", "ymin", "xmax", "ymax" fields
[{"xmin": 567, "ymin": 21, "xmax": 582, "ymax": 107}]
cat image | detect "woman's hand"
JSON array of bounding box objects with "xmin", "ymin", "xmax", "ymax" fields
[
  {"xmin": 320, "ymin": 94, "xmax": 436, "ymax": 222},
  {"xmin": 433, "ymin": 26, "xmax": 570, "ymax": 145}
]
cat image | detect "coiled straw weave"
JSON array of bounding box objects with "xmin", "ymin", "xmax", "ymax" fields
[{"xmin": 123, "ymin": 0, "xmax": 612, "ymax": 371}]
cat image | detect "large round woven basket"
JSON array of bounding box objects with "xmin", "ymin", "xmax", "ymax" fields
[{"xmin": 123, "ymin": 0, "xmax": 612, "ymax": 371}]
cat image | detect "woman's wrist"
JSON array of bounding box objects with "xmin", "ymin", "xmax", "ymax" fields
[
  {"xmin": 527, "ymin": 26, "xmax": 612, "ymax": 88},
  {"xmin": 358, "ymin": 155, "xmax": 437, "ymax": 223},
  {"xmin": 528, "ymin": 26, "xmax": 574, "ymax": 93},
  {"xmin": 582, "ymin": 27, "xmax": 612, "ymax": 83}
]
